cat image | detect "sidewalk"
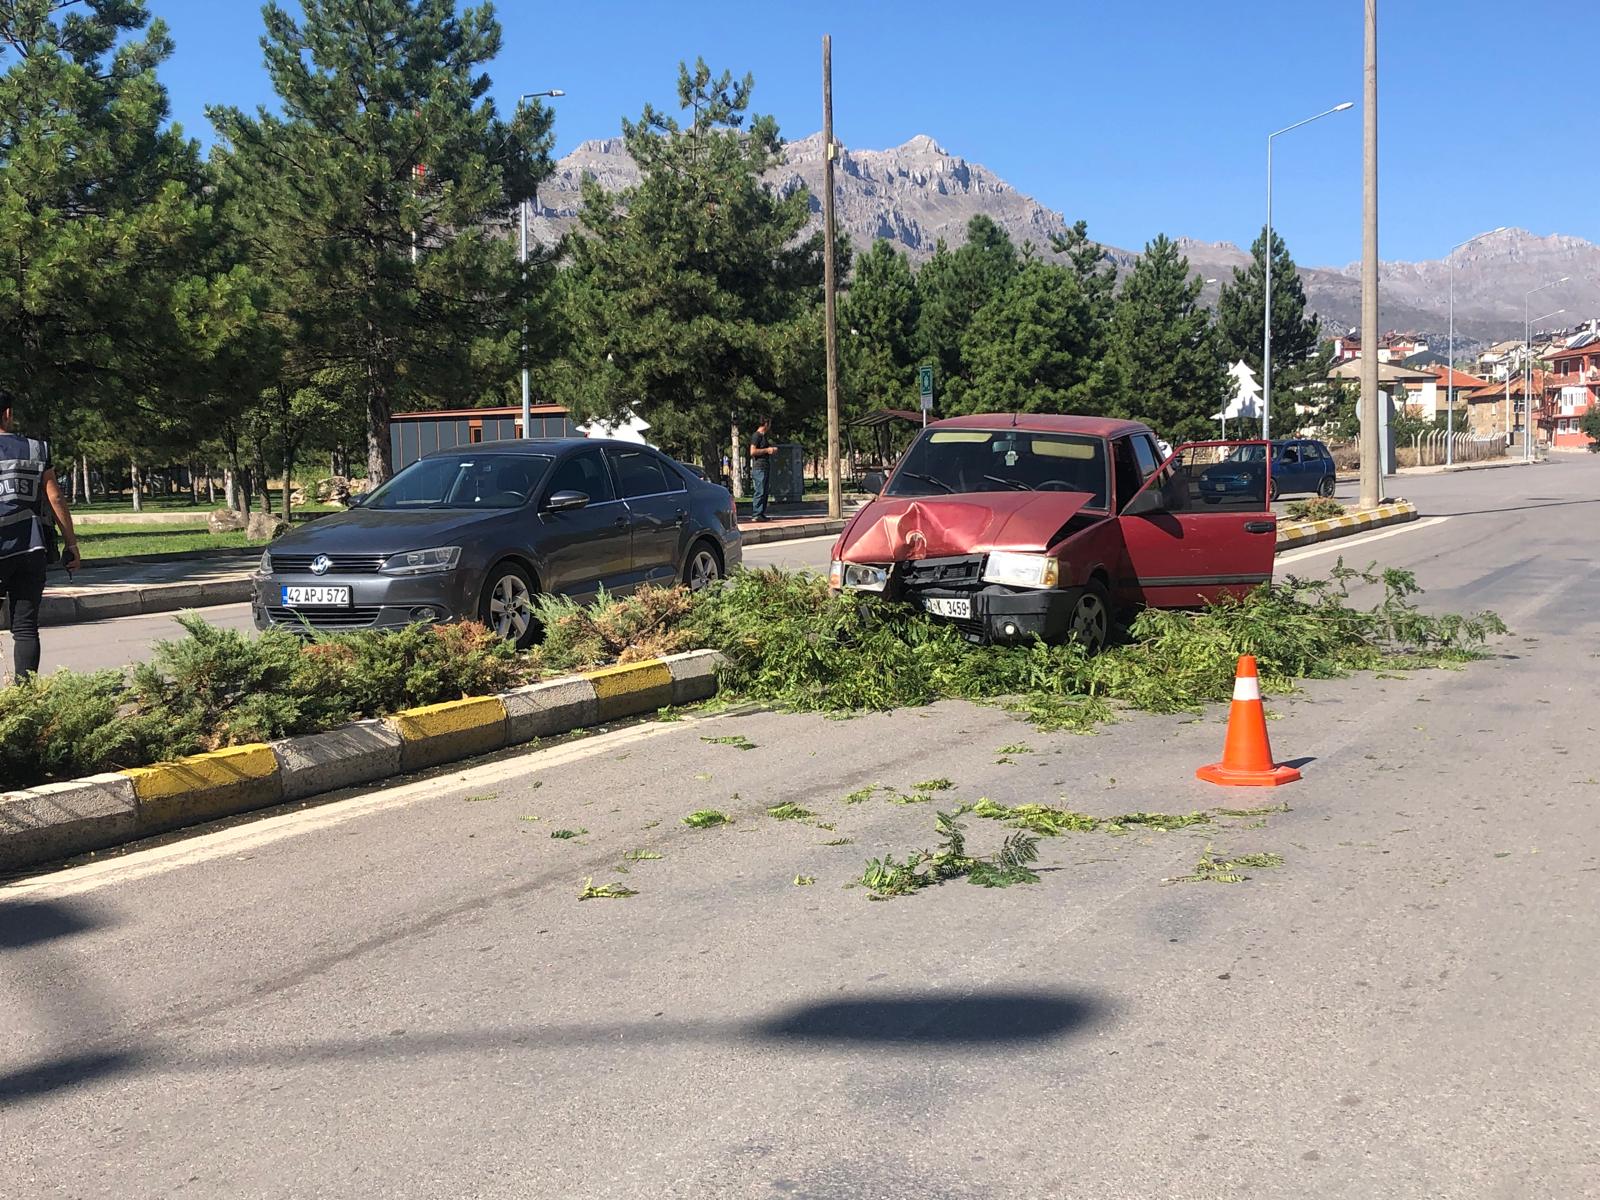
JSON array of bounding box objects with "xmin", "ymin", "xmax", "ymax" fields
[{"xmin": 23, "ymin": 503, "xmax": 861, "ymax": 628}]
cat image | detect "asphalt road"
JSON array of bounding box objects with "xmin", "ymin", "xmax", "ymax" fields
[{"xmin": 3, "ymin": 457, "xmax": 1597, "ymax": 1198}]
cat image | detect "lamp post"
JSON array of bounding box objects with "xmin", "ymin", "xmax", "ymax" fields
[
  {"xmin": 1523, "ymin": 295, "xmax": 1567, "ymax": 461},
  {"xmin": 517, "ymin": 89, "xmax": 565, "ymax": 438},
  {"xmin": 1445, "ymin": 227, "xmax": 1507, "ymax": 466},
  {"xmin": 1264, "ymin": 101, "xmax": 1353, "ymax": 442}
]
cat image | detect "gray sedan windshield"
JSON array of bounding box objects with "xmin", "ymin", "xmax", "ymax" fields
[{"xmin": 363, "ymin": 453, "xmax": 554, "ymax": 510}]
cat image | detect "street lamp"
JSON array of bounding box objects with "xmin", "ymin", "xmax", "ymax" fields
[
  {"xmin": 1522, "ymin": 277, "xmax": 1568, "ymax": 461},
  {"xmin": 517, "ymin": 89, "xmax": 565, "ymax": 439},
  {"xmin": 1523, "ymin": 302, "xmax": 1561, "ymax": 464},
  {"xmin": 1445, "ymin": 227, "xmax": 1507, "ymax": 466},
  {"xmin": 1263, "ymin": 101, "xmax": 1353, "ymax": 442}
]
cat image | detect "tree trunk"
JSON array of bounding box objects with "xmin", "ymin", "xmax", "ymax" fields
[
  {"xmin": 189, "ymin": 463, "xmax": 200, "ymax": 505},
  {"xmin": 729, "ymin": 420, "xmax": 745, "ymax": 500},
  {"xmin": 366, "ymin": 325, "xmax": 394, "ymax": 485},
  {"xmin": 130, "ymin": 461, "xmax": 142, "ymax": 513},
  {"xmin": 281, "ymin": 430, "xmax": 296, "ymax": 521},
  {"xmin": 224, "ymin": 468, "xmax": 236, "ymax": 511},
  {"xmin": 207, "ymin": 469, "xmax": 216, "ymax": 505}
]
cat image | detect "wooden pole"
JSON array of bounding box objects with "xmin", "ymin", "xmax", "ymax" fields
[{"xmin": 822, "ymin": 34, "xmax": 842, "ymax": 519}]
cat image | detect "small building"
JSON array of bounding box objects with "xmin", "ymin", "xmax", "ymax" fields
[
  {"xmin": 1464, "ymin": 370, "xmax": 1549, "ymax": 443},
  {"xmin": 390, "ymin": 405, "xmax": 579, "ymax": 470},
  {"xmin": 1541, "ymin": 339, "xmax": 1600, "ymax": 449}
]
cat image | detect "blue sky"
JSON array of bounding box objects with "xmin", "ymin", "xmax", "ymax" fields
[{"xmin": 154, "ymin": 0, "xmax": 1595, "ymax": 267}]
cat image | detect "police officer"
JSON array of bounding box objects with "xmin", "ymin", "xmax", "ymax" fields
[{"xmin": 0, "ymin": 390, "xmax": 81, "ymax": 679}]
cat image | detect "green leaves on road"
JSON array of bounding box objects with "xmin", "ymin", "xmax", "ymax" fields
[{"xmin": 682, "ymin": 810, "xmax": 732, "ymax": 829}]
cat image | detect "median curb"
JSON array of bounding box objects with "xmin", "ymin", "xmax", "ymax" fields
[
  {"xmin": 0, "ymin": 649, "xmax": 729, "ymax": 876},
  {"xmin": 1275, "ymin": 499, "xmax": 1419, "ymax": 551}
]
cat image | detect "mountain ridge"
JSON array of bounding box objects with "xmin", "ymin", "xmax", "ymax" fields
[{"xmin": 530, "ymin": 133, "xmax": 1599, "ymax": 343}]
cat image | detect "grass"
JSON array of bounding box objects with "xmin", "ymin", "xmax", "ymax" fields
[
  {"xmin": 77, "ymin": 525, "xmax": 254, "ymax": 559},
  {"xmin": 682, "ymin": 809, "xmax": 732, "ymax": 829}
]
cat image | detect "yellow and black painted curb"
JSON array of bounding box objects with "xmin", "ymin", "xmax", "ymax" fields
[
  {"xmin": 0, "ymin": 650, "xmax": 726, "ymax": 875},
  {"xmin": 1275, "ymin": 500, "xmax": 1420, "ymax": 552}
]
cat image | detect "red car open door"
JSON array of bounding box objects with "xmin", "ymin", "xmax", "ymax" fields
[{"xmin": 1114, "ymin": 440, "xmax": 1277, "ymax": 609}]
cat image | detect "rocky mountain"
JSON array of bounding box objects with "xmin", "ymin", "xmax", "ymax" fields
[{"xmin": 530, "ymin": 134, "xmax": 1598, "ymax": 344}]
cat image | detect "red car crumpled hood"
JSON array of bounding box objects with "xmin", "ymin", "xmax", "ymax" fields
[{"xmin": 837, "ymin": 491, "xmax": 1096, "ymax": 561}]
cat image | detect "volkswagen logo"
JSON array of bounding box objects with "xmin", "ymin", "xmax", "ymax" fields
[{"xmin": 310, "ymin": 554, "xmax": 333, "ymax": 576}]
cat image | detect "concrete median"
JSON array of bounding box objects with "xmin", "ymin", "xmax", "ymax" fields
[
  {"xmin": 0, "ymin": 649, "xmax": 730, "ymax": 876},
  {"xmin": 1276, "ymin": 500, "xmax": 1420, "ymax": 551}
]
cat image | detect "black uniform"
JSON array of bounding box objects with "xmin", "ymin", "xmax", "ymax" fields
[{"xmin": 0, "ymin": 432, "xmax": 52, "ymax": 678}]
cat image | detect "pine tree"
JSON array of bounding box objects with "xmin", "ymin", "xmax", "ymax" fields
[
  {"xmin": 209, "ymin": 0, "xmax": 552, "ymax": 482},
  {"xmin": 554, "ymin": 59, "xmax": 825, "ymax": 470},
  {"xmin": 914, "ymin": 216, "xmax": 1020, "ymax": 409},
  {"xmin": 1216, "ymin": 227, "xmax": 1333, "ymax": 432},
  {"xmin": 839, "ymin": 239, "xmax": 919, "ymax": 417},
  {"xmin": 0, "ymin": 0, "xmax": 214, "ymax": 441},
  {"xmin": 957, "ymin": 260, "xmax": 1103, "ymax": 415},
  {"xmin": 1108, "ymin": 235, "xmax": 1229, "ymax": 442}
]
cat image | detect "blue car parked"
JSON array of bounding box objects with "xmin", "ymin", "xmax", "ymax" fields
[{"xmin": 1199, "ymin": 438, "xmax": 1337, "ymax": 503}]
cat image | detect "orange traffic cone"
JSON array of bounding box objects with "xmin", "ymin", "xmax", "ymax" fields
[{"xmin": 1196, "ymin": 655, "xmax": 1301, "ymax": 788}]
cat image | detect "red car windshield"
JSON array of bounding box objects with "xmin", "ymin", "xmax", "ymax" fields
[{"xmin": 885, "ymin": 429, "xmax": 1109, "ymax": 508}]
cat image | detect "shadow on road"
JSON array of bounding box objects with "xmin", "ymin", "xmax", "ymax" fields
[
  {"xmin": 0, "ymin": 987, "xmax": 1107, "ymax": 1106},
  {"xmin": 755, "ymin": 989, "xmax": 1102, "ymax": 1045},
  {"xmin": 0, "ymin": 898, "xmax": 104, "ymax": 950}
]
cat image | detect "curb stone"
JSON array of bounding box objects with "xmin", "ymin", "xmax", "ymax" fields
[
  {"xmin": 1275, "ymin": 500, "xmax": 1420, "ymax": 551},
  {"xmin": 0, "ymin": 649, "xmax": 729, "ymax": 876}
]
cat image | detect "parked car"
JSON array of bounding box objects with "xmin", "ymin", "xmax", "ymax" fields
[
  {"xmin": 1199, "ymin": 438, "xmax": 1336, "ymax": 502},
  {"xmin": 829, "ymin": 416, "xmax": 1276, "ymax": 650},
  {"xmin": 253, "ymin": 439, "xmax": 741, "ymax": 647}
]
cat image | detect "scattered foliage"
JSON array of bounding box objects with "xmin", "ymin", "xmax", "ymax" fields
[
  {"xmin": 1285, "ymin": 497, "xmax": 1346, "ymax": 523},
  {"xmin": 700, "ymin": 734, "xmax": 757, "ymax": 751},
  {"xmin": 682, "ymin": 810, "xmax": 732, "ymax": 829},
  {"xmin": 1169, "ymin": 848, "xmax": 1285, "ymax": 884},
  {"xmin": 550, "ymin": 829, "xmax": 586, "ymax": 840},
  {"xmin": 578, "ymin": 878, "xmax": 638, "ymax": 900},
  {"xmin": 858, "ymin": 810, "xmax": 1042, "ymax": 899},
  {"xmin": 766, "ymin": 802, "xmax": 814, "ymax": 821}
]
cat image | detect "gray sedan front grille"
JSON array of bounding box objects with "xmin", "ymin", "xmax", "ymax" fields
[{"xmin": 269, "ymin": 553, "xmax": 388, "ymax": 575}]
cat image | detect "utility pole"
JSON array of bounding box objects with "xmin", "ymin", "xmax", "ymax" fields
[
  {"xmin": 821, "ymin": 34, "xmax": 842, "ymax": 520},
  {"xmin": 1358, "ymin": 0, "xmax": 1382, "ymax": 509}
]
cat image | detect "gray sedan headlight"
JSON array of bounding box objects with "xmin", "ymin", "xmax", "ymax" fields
[
  {"xmin": 257, "ymin": 550, "xmax": 272, "ymax": 576},
  {"xmin": 380, "ymin": 546, "xmax": 462, "ymax": 576}
]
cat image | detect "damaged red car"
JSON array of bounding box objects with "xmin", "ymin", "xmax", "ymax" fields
[{"xmin": 828, "ymin": 415, "xmax": 1277, "ymax": 650}]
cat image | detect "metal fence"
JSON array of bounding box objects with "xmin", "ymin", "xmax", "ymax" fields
[{"xmin": 1408, "ymin": 431, "xmax": 1509, "ymax": 467}]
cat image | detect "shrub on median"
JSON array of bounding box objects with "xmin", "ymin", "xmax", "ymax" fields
[
  {"xmin": 1285, "ymin": 497, "xmax": 1346, "ymax": 523},
  {"xmin": 0, "ymin": 618, "xmax": 530, "ymax": 790}
]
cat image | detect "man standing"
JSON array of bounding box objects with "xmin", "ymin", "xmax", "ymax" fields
[
  {"xmin": 0, "ymin": 390, "xmax": 81, "ymax": 679},
  {"xmin": 749, "ymin": 417, "xmax": 777, "ymax": 523}
]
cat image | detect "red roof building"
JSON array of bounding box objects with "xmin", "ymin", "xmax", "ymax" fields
[{"xmin": 1541, "ymin": 341, "xmax": 1600, "ymax": 449}]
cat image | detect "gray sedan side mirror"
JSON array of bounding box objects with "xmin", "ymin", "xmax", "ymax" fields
[{"xmin": 544, "ymin": 490, "xmax": 590, "ymax": 512}]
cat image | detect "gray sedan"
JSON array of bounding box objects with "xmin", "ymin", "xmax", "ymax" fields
[{"xmin": 252, "ymin": 438, "xmax": 742, "ymax": 647}]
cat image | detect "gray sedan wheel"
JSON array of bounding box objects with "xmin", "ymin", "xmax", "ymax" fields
[
  {"xmin": 684, "ymin": 542, "xmax": 723, "ymax": 591},
  {"xmin": 479, "ymin": 563, "xmax": 538, "ymax": 649}
]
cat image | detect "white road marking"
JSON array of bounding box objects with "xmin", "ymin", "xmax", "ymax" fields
[
  {"xmin": 1276, "ymin": 516, "xmax": 1447, "ymax": 565},
  {"xmin": 745, "ymin": 534, "xmax": 838, "ymax": 549},
  {"xmin": 2, "ymin": 710, "xmax": 746, "ymax": 901}
]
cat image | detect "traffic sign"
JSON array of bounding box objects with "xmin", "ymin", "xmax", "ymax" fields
[{"xmin": 918, "ymin": 365, "xmax": 934, "ymax": 412}]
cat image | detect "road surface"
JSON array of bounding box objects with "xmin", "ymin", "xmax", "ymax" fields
[{"xmin": 3, "ymin": 457, "xmax": 1597, "ymax": 1198}]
